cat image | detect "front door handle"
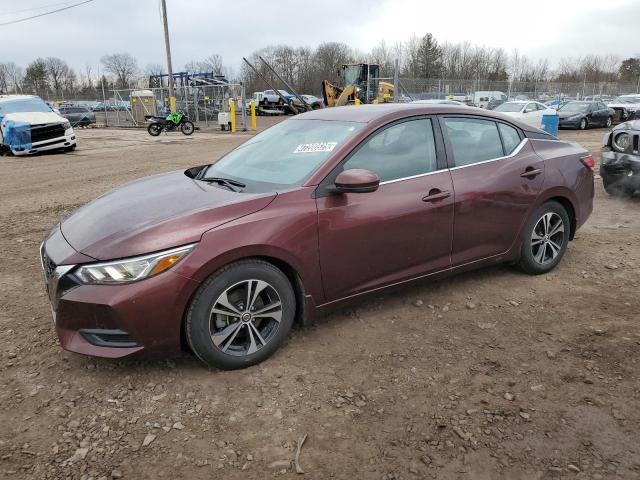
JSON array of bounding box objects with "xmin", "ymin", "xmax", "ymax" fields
[
  {"xmin": 422, "ymin": 189, "xmax": 450, "ymax": 203},
  {"xmin": 520, "ymin": 167, "xmax": 542, "ymax": 179}
]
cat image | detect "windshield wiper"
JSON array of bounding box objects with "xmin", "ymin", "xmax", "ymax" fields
[{"xmin": 200, "ymin": 176, "xmax": 246, "ymax": 192}]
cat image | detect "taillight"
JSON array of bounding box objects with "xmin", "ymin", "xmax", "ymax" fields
[{"xmin": 580, "ymin": 155, "xmax": 595, "ymax": 170}]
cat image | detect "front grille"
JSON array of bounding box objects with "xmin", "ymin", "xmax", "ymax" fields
[
  {"xmin": 31, "ymin": 123, "xmax": 65, "ymax": 143},
  {"xmin": 42, "ymin": 251, "xmax": 56, "ymax": 279}
]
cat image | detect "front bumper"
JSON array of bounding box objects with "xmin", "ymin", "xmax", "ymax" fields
[
  {"xmin": 600, "ymin": 151, "xmax": 640, "ymax": 194},
  {"xmin": 41, "ymin": 229, "xmax": 201, "ymax": 359},
  {"xmin": 558, "ymin": 118, "xmax": 582, "ymax": 128},
  {"xmin": 12, "ymin": 129, "xmax": 76, "ymax": 156}
]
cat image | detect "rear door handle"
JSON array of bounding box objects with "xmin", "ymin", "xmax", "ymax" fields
[
  {"xmin": 520, "ymin": 167, "xmax": 542, "ymax": 179},
  {"xmin": 422, "ymin": 189, "xmax": 450, "ymax": 203}
]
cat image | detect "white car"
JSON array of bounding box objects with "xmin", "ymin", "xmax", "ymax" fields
[
  {"xmin": 0, "ymin": 95, "xmax": 76, "ymax": 155},
  {"xmin": 607, "ymin": 94, "xmax": 640, "ymax": 121},
  {"xmin": 411, "ymin": 99, "xmax": 466, "ymax": 106},
  {"xmin": 493, "ymin": 100, "xmax": 557, "ymax": 128}
]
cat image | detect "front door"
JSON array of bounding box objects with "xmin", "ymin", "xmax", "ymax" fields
[
  {"xmin": 441, "ymin": 116, "xmax": 545, "ymax": 266},
  {"xmin": 315, "ymin": 117, "xmax": 454, "ymax": 301}
]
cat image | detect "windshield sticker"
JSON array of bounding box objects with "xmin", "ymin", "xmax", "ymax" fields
[{"xmin": 293, "ymin": 142, "xmax": 337, "ymax": 154}]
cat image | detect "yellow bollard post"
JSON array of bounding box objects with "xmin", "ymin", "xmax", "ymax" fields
[
  {"xmin": 229, "ymin": 99, "xmax": 236, "ymax": 133},
  {"xmin": 170, "ymin": 96, "xmax": 176, "ymax": 113},
  {"xmin": 354, "ymin": 98, "xmax": 361, "ymax": 105},
  {"xmin": 250, "ymin": 100, "xmax": 257, "ymax": 131}
]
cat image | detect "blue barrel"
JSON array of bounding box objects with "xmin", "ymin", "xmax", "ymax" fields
[{"xmin": 542, "ymin": 113, "xmax": 559, "ymax": 136}]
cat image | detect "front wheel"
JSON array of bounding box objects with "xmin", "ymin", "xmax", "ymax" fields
[
  {"xmin": 516, "ymin": 201, "xmax": 570, "ymax": 275},
  {"xmin": 147, "ymin": 123, "xmax": 162, "ymax": 136},
  {"xmin": 181, "ymin": 121, "xmax": 195, "ymax": 135},
  {"xmin": 185, "ymin": 260, "xmax": 296, "ymax": 370},
  {"xmin": 579, "ymin": 118, "xmax": 587, "ymax": 130},
  {"xmin": 605, "ymin": 116, "xmax": 613, "ymax": 128}
]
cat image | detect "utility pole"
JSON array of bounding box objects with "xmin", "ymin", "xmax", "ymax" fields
[{"xmin": 160, "ymin": 0, "xmax": 176, "ymax": 112}]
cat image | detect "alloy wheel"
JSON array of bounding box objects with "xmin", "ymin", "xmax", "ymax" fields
[
  {"xmin": 531, "ymin": 212, "xmax": 565, "ymax": 264},
  {"xmin": 209, "ymin": 279, "xmax": 283, "ymax": 356}
]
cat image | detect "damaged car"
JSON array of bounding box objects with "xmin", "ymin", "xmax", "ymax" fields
[
  {"xmin": 0, "ymin": 95, "xmax": 76, "ymax": 155},
  {"xmin": 601, "ymin": 120, "xmax": 640, "ymax": 196}
]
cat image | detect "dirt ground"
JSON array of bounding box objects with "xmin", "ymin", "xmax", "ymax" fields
[{"xmin": 0, "ymin": 122, "xmax": 638, "ymax": 480}]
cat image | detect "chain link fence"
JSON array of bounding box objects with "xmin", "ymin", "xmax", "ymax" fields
[
  {"xmin": 90, "ymin": 83, "xmax": 245, "ymax": 128},
  {"xmin": 399, "ymin": 78, "xmax": 640, "ymax": 102}
]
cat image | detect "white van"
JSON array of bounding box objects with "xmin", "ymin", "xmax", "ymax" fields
[
  {"xmin": 0, "ymin": 95, "xmax": 76, "ymax": 155},
  {"xmin": 473, "ymin": 91, "xmax": 507, "ymax": 109}
]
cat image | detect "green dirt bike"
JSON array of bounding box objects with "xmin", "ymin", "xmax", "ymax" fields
[{"xmin": 146, "ymin": 111, "xmax": 195, "ymax": 136}]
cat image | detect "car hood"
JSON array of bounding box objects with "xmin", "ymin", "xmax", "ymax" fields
[
  {"xmin": 1, "ymin": 111, "xmax": 66, "ymax": 125},
  {"xmin": 61, "ymin": 170, "xmax": 277, "ymax": 260},
  {"xmin": 608, "ymin": 102, "xmax": 639, "ymax": 109}
]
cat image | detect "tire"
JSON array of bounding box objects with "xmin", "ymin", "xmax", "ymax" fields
[
  {"xmin": 185, "ymin": 259, "xmax": 296, "ymax": 370},
  {"xmin": 181, "ymin": 121, "xmax": 195, "ymax": 135},
  {"xmin": 516, "ymin": 201, "xmax": 571, "ymax": 275},
  {"xmin": 147, "ymin": 123, "xmax": 162, "ymax": 136},
  {"xmin": 579, "ymin": 118, "xmax": 587, "ymax": 130},
  {"xmin": 605, "ymin": 116, "xmax": 613, "ymax": 128},
  {"xmin": 64, "ymin": 144, "xmax": 76, "ymax": 152}
]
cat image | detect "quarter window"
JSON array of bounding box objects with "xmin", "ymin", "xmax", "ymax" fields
[
  {"xmin": 498, "ymin": 123, "xmax": 522, "ymax": 155},
  {"xmin": 342, "ymin": 118, "xmax": 438, "ymax": 183},
  {"xmin": 443, "ymin": 117, "xmax": 504, "ymax": 167}
]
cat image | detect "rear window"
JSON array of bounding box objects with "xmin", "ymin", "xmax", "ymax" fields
[
  {"xmin": 444, "ymin": 117, "xmax": 504, "ymax": 167},
  {"xmin": 498, "ymin": 123, "xmax": 522, "ymax": 154}
]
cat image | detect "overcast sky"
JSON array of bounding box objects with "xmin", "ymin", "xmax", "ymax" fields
[{"xmin": 1, "ymin": 0, "xmax": 638, "ymax": 74}]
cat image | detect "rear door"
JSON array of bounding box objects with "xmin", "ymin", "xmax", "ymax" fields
[
  {"xmin": 316, "ymin": 117, "xmax": 454, "ymax": 301},
  {"xmin": 441, "ymin": 116, "xmax": 545, "ymax": 266}
]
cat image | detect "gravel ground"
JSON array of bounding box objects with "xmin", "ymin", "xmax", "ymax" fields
[{"xmin": 0, "ymin": 125, "xmax": 638, "ymax": 480}]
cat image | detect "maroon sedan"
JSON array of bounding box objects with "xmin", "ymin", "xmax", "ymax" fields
[{"xmin": 41, "ymin": 104, "xmax": 594, "ymax": 369}]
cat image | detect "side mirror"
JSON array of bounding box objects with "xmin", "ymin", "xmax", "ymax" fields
[{"xmin": 331, "ymin": 169, "xmax": 380, "ymax": 194}]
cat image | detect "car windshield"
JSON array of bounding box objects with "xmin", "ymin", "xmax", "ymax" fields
[
  {"xmin": 0, "ymin": 98, "xmax": 52, "ymax": 116},
  {"xmin": 559, "ymin": 102, "xmax": 589, "ymax": 112},
  {"xmin": 494, "ymin": 103, "xmax": 524, "ymax": 112},
  {"xmin": 200, "ymin": 119, "xmax": 364, "ymax": 192}
]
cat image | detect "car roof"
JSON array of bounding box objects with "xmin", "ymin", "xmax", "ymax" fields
[
  {"xmin": 0, "ymin": 94, "xmax": 40, "ymax": 104},
  {"xmin": 291, "ymin": 103, "xmax": 538, "ymax": 131}
]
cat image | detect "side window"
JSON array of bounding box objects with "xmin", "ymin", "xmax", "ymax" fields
[
  {"xmin": 498, "ymin": 123, "xmax": 522, "ymax": 155},
  {"xmin": 536, "ymin": 103, "xmax": 545, "ymax": 110},
  {"xmin": 525, "ymin": 103, "xmax": 536, "ymax": 113},
  {"xmin": 444, "ymin": 117, "xmax": 504, "ymax": 167},
  {"xmin": 342, "ymin": 118, "xmax": 437, "ymax": 183}
]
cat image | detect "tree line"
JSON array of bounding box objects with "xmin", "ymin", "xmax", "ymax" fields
[{"xmin": 1, "ymin": 33, "xmax": 639, "ymax": 99}]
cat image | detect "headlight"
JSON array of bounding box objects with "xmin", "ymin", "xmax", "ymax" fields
[
  {"xmin": 613, "ymin": 132, "xmax": 632, "ymax": 151},
  {"xmin": 74, "ymin": 244, "xmax": 196, "ymax": 284},
  {"xmin": 62, "ymin": 120, "xmax": 71, "ymax": 130}
]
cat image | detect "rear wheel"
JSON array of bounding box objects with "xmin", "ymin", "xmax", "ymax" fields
[
  {"xmin": 185, "ymin": 260, "xmax": 295, "ymax": 370},
  {"xmin": 605, "ymin": 116, "xmax": 613, "ymax": 128},
  {"xmin": 516, "ymin": 201, "xmax": 570, "ymax": 275},
  {"xmin": 181, "ymin": 121, "xmax": 195, "ymax": 135},
  {"xmin": 147, "ymin": 123, "xmax": 162, "ymax": 136}
]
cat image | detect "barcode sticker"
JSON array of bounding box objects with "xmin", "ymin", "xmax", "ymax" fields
[{"xmin": 293, "ymin": 142, "xmax": 338, "ymax": 153}]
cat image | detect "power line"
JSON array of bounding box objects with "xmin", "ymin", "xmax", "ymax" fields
[
  {"xmin": 0, "ymin": 0, "xmax": 96, "ymax": 27},
  {"xmin": 0, "ymin": 1, "xmax": 79, "ymax": 17}
]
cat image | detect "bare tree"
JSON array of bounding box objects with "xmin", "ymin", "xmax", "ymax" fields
[
  {"xmin": 101, "ymin": 53, "xmax": 139, "ymax": 89},
  {"xmin": 45, "ymin": 57, "xmax": 70, "ymax": 97},
  {"xmin": 4, "ymin": 62, "xmax": 24, "ymax": 93},
  {"xmin": 145, "ymin": 63, "xmax": 166, "ymax": 77},
  {"xmin": 204, "ymin": 54, "xmax": 225, "ymax": 75}
]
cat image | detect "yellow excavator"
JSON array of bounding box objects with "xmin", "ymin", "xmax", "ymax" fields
[{"xmin": 322, "ymin": 63, "xmax": 394, "ymax": 107}]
